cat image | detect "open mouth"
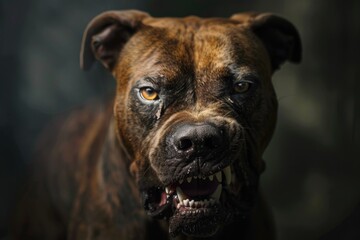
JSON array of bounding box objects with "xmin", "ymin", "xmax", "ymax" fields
[
  {"xmin": 143, "ymin": 165, "xmax": 234, "ymax": 219},
  {"xmin": 167, "ymin": 165, "xmax": 232, "ymax": 213},
  {"xmin": 140, "ymin": 157, "xmax": 257, "ymax": 238}
]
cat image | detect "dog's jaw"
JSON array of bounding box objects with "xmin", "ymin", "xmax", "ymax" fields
[
  {"xmin": 168, "ymin": 165, "xmax": 234, "ymax": 237},
  {"xmin": 139, "ymin": 156, "xmax": 259, "ymax": 238}
]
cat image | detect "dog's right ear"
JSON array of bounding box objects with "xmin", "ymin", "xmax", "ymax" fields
[{"xmin": 80, "ymin": 10, "xmax": 150, "ymax": 71}]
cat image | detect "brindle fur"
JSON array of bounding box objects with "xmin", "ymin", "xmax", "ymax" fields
[{"xmin": 13, "ymin": 10, "xmax": 301, "ymax": 240}]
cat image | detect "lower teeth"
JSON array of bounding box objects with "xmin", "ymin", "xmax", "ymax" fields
[
  {"xmin": 176, "ymin": 185, "xmax": 222, "ymax": 210},
  {"xmin": 176, "ymin": 198, "xmax": 217, "ymax": 209}
]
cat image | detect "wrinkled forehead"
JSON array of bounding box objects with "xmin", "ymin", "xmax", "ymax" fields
[{"xmin": 118, "ymin": 17, "xmax": 271, "ymax": 83}]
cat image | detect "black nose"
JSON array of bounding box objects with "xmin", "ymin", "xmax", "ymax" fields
[{"xmin": 171, "ymin": 123, "xmax": 224, "ymax": 154}]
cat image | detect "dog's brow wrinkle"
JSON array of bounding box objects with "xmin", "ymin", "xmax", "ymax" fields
[{"xmin": 155, "ymin": 100, "xmax": 164, "ymax": 120}]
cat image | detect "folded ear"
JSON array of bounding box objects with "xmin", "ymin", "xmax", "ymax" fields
[
  {"xmin": 80, "ymin": 10, "xmax": 150, "ymax": 71},
  {"xmin": 231, "ymin": 12, "xmax": 302, "ymax": 72}
]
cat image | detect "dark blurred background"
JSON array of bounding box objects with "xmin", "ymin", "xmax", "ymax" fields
[{"xmin": 1, "ymin": 0, "xmax": 360, "ymax": 239}]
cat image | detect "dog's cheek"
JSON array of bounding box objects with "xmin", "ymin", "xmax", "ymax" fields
[{"xmin": 126, "ymin": 94, "xmax": 160, "ymax": 142}]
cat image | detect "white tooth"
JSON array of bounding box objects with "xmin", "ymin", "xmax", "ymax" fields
[
  {"xmin": 211, "ymin": 184, "xmax": 222, "ymax": 201},
  {"xmin": 215, "ymin": 172, "xmax": 222, "ymax": 183},
  {"xmin": 204, "ymin": 199, "xmax": 209, "ymax": 207},
  {"xmin": 194, "ymin": 176, "xmax": 198, "ymax": 179},
  {"xmin": 176, "ymin": 187, "xmax": 186, "ymax": 202},
  {"xmin": 183, "ymin": 199, "xmax": 189, "ymax": 207},
  {"xmin": 187, "ymin": 177, "xmax": 192, "ymax": 183},
  {"xmin": 223, "ymin": 166, "xmax": 232, "ymax": 185},
  {"xmin": 194, "ymin": 201, "xmax": 199, "ymax": 208},
  {"xmin": 177, "ymin": 203, "xmax": 181, "ymax": 209},
  {"xmin": 165, "ymin": 187, "xmax": 170, "ymax": 194},
  {"xmin": 208, "ymin": 175, "xmax": 214, "ymax": 181},
  {"xmin": 189, "ymin": 200, "xmax": 195, "ymax": 208},
  {"xmin": 179, "ymin": 179, "xmax": 184, "ymax": 184}
]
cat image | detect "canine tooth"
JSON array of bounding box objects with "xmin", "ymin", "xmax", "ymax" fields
[
  {"xmin": 223, "ymin": 166, "xmax": 232, "ymax": 185},
  {"xmin": 183, "ymin": 199, "xmax": 189, "ymax": 207},
  {"xmin": 177, "ymin": 203, "xmax": 181, "ymax": 209},
  {"xmin": 215, "ymin": 172, "xmax": 222, "ymax": 183},
  {"xmin": 189, "ymin": 200, "xmax": 195, "ymax": 208},
  {"xmin": 187, "ymin": 177, "xmax": 192, "ymax": 183},
  {"xmin": 165, "ymin": 187, "xmax": 170, "ymax": 194},
  {"xmin": 176, "ymin": 187, "xmax": 186, "ymax": 202},
  {"xmin": 208, "ymin": 175, "xmax": 214, "ymax": 181},
  {"xmin": 211, "ymin": 184, "xmax": 222, "ymax": 201}
]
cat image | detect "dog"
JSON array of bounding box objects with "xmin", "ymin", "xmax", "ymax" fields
[{"xmin": 13, "ymin": 10, "xmax": 301, "ymax": 240}]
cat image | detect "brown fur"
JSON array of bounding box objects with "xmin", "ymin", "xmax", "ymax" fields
[{"xmin": 12, "ymin": 10, "xmax": 301, "ymax": 239}]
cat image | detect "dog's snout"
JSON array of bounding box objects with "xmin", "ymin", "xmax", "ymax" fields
[{"xmin": 172, "ymin": 123, "xmax": 224, "ymax": 154}]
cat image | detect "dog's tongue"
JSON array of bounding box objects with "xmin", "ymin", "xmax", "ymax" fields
[{"xmin": 179, "ymin": 178, "xmax": 219, "ymax": 198}]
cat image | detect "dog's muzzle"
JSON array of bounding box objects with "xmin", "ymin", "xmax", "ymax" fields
[{"xmin": 140, "ymin": 116, "xmax": 257, "ymax": 237}]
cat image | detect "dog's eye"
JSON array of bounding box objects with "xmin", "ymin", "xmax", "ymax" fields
[
  {"xmin": 234, "ymin": 81, "xmax": 251, "ymax": 94},
  {"xmin": 140, "ymin": 87, "xmax": 159, "ymax": 101}
]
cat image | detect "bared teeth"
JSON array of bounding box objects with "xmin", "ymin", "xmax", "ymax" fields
[
  {"xmin": 215, "ymin": 171, "xmax": 222, "ymax": 183},
  {"xmin": 211, "ymin": 184, "xmax": 222, "ymax": 202},
  {"xmin": 223, "ymin": 166, "xmax": 232, "ymax": 185},
  {"xmin": 173, "ymin": 166, "xmax": 230, "ymax": 210},
  {"xmin": 178, "ymin": 198, "xmax": 216, "ymax": 209},
  {"xmin": 176, "ymin": 187, "xmax": 186, "ymax": 202}
]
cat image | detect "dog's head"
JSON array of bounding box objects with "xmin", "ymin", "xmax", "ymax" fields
[{"xmin": 80, "ymin": 10, "xmax": 301, "ymax": 237}]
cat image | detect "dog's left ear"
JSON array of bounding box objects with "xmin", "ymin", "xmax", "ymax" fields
[
  {"xmin": 80, "ymin": 10, "xmax": 150, "ymax": 71},
  {"xmin": 231, "ymin": 12, "xmax": 302, "ymax": 72}
]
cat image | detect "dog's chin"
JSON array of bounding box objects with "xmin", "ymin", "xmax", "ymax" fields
[{"xmin": 168, "ymin": 203, "xmax": 225, "ymax": 237}]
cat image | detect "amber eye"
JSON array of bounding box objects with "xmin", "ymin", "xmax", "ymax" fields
[
  {"xmin": 140, "ymin": 87, "xmax": 159, "ymax": 101},
  {"xmin": 234, "ymin": 81, "xmax": 251, "ymax": 94}
]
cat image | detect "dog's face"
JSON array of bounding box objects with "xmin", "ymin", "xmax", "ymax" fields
[{"xmin": 81, "ymin": 10, "xmax": 301, "ymax": 237}]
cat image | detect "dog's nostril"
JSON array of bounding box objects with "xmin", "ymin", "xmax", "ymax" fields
[{"xmin": 178, "ymin": 138, "xmax": 193, "ymax": 151}]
